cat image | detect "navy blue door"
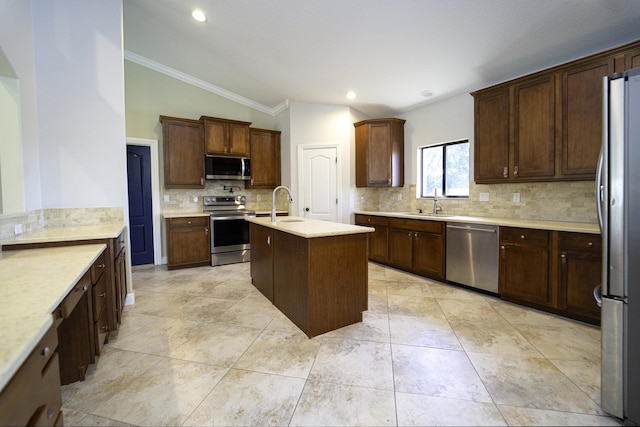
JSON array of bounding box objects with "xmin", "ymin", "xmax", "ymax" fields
[{"xmin": 127, "ymin": 145, "xmax": 154, "ymax": 265}]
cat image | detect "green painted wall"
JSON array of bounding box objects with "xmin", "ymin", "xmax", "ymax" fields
[{"xmin": 124, "ymin": 61, "xmax": 278, "ymax": 140}]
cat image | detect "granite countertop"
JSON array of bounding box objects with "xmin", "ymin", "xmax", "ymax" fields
[
  {"xmin": 0, "ymin": 244, "xmax": 106, "ymax": 391},
  {"xmin": 354, "ymin": 211, "xmax": 600, "ymax": 234},
  {"xmin": 1, "ymin": 223, "xmax": 126, "ymax": 247},
  {"xmin": 247, "ymin": 216, "xmax": 374, "ymax": 238}
]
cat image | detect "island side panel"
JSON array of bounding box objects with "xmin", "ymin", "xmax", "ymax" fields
[
  {"xmin": 272, "ymin": 230, "xmax": 311, "ymax": 335},
  {"xmin": 307, "ymin": 233, "xmax": 368, "ymax": 337},
  {"xmin": 249, "ymin": 223, "xmax": 274, "ymax": 301}
]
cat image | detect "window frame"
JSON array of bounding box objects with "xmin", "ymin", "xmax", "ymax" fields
[{"xmin": 417, "ymin": 139, "xmax": 470, "ymax": 199}]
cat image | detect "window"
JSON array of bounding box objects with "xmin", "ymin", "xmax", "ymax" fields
[{"xmin": 418, "ymin": 140, "xmax": 469, "ymax": 198}]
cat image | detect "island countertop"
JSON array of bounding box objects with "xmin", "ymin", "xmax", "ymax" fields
[
  {"xmin": 246, "ymin": 216, "xmax": 374, "ymax": 238},
  {"xmin": 0, "ymin": 244, "xmax": 106, "ymax": 391}
]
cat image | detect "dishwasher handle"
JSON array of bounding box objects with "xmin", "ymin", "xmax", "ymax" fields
[{"xmin": 446, "ymin": 225, "xmax": 497, "ymax": 233}]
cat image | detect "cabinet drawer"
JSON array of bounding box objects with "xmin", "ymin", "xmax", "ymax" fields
[
  {"xmin": 167, "ymin": 216, "xmax": 209, "ymax": 228},
  {"xmin": 91, "ymin": 249, "xmax": 107, "ymax": 284},
  {"xmin": 0, "ymin": 327, "xmax": 61, "ymax": 427},
  {"xmin": 390, "ymin": 218, "xmax": 443, "ymax": 234},
  {"xmin": 355, "ymin": 214, "xmax": 389, "ymax": 227},
  {"xmin": 57, "ymin": 271, "xmax": 91, "ymax": 319},
  {"xmin": 559, "ymin": 232, "xmax": 602, "ymax": 253},
  {"xmin": 500, "ymin": 227, "xmax": 549, "ymax": 247}
]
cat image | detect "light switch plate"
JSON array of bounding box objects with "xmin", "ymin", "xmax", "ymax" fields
[
  {"xmin": 479, "ymin": 192, "xmax": 490, "ymax": 202},
  {"xmin": 14, "ymin": 224, "xmax": 23, "ymax": 235},
  {"xmin": 513, "ymin": 192, "xmax": 521, "ymax": 203},
  {"xmin": 164, "ymin": 195, "xmax": 170, "ymax": 202}
]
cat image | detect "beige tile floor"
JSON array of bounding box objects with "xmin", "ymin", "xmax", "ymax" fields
[{"xmin": 61, "ymin": 262, "xmax": 621, "ymax": 426}]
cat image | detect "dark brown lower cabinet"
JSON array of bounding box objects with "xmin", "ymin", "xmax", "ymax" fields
[
  {"xmin": 388, "ymin": 218, "xmax": 445, "ymax": 281},
  {"xmin": 499, "ymin": 227, "xmax": 552, "ymax": 306},
  {"xmin": 166, "ymin": 216, "xmax": 210, "ymax": 269},
  {"xmin": 354, "ymin": 214, "xmax": 389, "ymax": 263},
  {"xmin": 249, "ymin": 223, "xmax": 274, "ymax": 300},
  {"xmin": 557, "ymin": 232, "xmax": 602, "ymax": 324},
  {"xmin": 499, "ymin": 226, "xmax": 602, "ymax": 325},
  {"xmin": 56, "ymin": 269, "xmax": 94, "ymax": 385},
  {"xmin": 0, "ymin": 324, "xmax": 62, "ymax": 426}
]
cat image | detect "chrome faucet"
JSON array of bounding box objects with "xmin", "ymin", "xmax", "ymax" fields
[
  {"xmin": 271, "ymin": 185, "xmax": 294, "ymax": 223},
  {"xmin": 432, "ymin": 188, "xmax": 442, "ymax": 214}
]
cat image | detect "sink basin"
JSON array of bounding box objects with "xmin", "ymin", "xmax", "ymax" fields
[{"xmin": 278, "ymin": 218, "xmax": 305, "ymax": 223}]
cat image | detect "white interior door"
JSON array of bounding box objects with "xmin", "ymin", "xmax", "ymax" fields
[{"xmin": 300, "ymin": 146, "xmax": 338, "ymax": 222}]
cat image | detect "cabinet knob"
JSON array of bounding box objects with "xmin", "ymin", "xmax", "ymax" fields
[
  {"xmin": 99, "ymin": 292, "xmax": 106, "ymax": 298},
  {"xmin": 503, "ymin": 167, "xmax": 508, "ymax": 178},
  {"xmin": 514, "ymin": 165, "xmax": 519, "ymax": 177},
  {"xmin": 561, "ymin": 253, "xmax": 567, "ymax": 264},
  {"xmin": 588, "ymin": 242, "xmax": 593, "ymax": 247},
  {"xmin": 267, "ymin": 235, "xmax": 271, "ymax": 246},
  {"xmin": 82, "ymin": 285, "xmax": 88, "ymax": 292},
  {"xmin": 520, "ymin": 234, "xmax": 525, "ymax": 240},
  {"xmin": 97, "ymin": 263, "xmax": 106, "ymax": 269},
  {"xmin": 188, "ymin": 221, "xmax": 192, "ymax": 224},
  {"xmin": 41, "ymin": 346, "xmax": 51, "ymax": 358}
]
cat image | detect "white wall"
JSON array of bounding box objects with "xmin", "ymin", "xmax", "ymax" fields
[
  {"xmin": 400, "ymin": 93, "xmax": 475, "ymax": 185},
  {"xmin": 31, "ymin": 0, "xmax": 127, "ymax": 210},
  {"xmin": 0, "ymin": 0, "xmax": 41, "ymax": 211},
  {"xmin": 287, "ymin": 102, "xmax": 360, "ymax": 222}
]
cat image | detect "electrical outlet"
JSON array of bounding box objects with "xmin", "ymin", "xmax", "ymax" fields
[
  {"xmin": 164, "ymin": 195, "xmax": 170, "ymax": 202},
  {"xmin": 512, "ymin": 192, "xmax": 521, "ymax": 203},
  {"xmin": 397, "ymin": 193, "xmax": 403, "ymax": 201},
  {"xmin": 257, "ymin": 195, "xmax": 262, "ymax": 201},
  {"xmin": 14, "ymin": 224, "xmax": 23, "ymax": 235},
  {"xmin": 479, "ymin": 192, "xmax": 490, "ymax": 202},
  {"xmin": 193, "ymin": 195, "xmax": 199, "ymax": 203}
]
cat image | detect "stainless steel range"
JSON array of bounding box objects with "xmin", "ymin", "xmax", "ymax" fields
[{"xmin": 203, "ymin": 195, "xmax": 256, "ymax": 266}]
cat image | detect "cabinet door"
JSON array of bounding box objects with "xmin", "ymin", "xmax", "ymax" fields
[
  {"xmin": 166, "ymin": 217, "xmax": 211, "ymax": 269},
  {"xmin": 246, "ymin": 129, "xmax": 281, "ymax": 189},
  {"xmin": 367, "ymin": 122, "xmax": 393, "ymax": 186},
  {"xmin": 389, "ymin": 228, "xmax": 413, "ymax": 270},
  {"xmin": 249, "ymin": 224, "xmax": 274, "ymax": 301},
  {"xmin": 114, "ymin": 248, "xmax": 127, "ymax": 325},
  {"xmin": 624, "ymin": 47, "xmax": 640, "ymax": 71},
  {"xmin": 561, "ymin": 57, "xmax": 614, "ymax": 178},
  {"xmin": 513, "ymin": 75, "xmax": 556, "ymax": 180},
  {"xmin": 474, "ymin": 88, "xmax": 510, "ymax": 182},
  {"xmin": 228, "ymin": 122, "xmax": 251, "ymax": 157},
  {"xmin": 369, "ymin": 226, "xmax": 389, "ymax": 264},
  {"xmin": 413, "ymin": 231, "xmax": 445, "ymax": 280},
  {"xmin": 161, "ymin": 116, "xmax": 204, "ymax": 189},
  {"xmin": 558, "ymin": 233, "xmax": 602, "ymax": 324},
  {"xmin": 203, "ymin": 119, "xmax": 227, "ymax": 155},
  {"xmin": 499, "ymin": 228, "xmax": 551, "ymax": 306}
]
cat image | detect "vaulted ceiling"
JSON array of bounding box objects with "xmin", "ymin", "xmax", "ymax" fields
[{"xmin": 123, "ymin": 0, "xmax": 640, "ymax": 117}]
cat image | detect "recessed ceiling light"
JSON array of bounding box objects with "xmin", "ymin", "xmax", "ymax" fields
[
  {"xmin": 346, "ymin": 91, "xmax": 356, "ymax": 100},
  {"xmin": 192, "ymin": 9, "xmax": 207, "ymax": 23},
  {"xmin": 421, "ymin": 90, "xmax": 434, "ymax": 97}
]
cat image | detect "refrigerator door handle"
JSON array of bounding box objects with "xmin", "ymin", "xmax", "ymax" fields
[
  {"xmin": 596, "ymin": 147, "xmax": 604, "ymax": 231},
  {"xmin": 593, "ymin": 284, "xmax": 602, "ymax": 307}
]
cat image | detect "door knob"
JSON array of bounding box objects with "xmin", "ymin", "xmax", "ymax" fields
[{"xmin": 305, "ymin": 207, "xmax": 310, "ymax": 211}]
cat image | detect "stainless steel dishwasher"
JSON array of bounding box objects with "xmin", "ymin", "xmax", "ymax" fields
[{"xmin": 446, "ymin": 222, "xmax": 499, "ymax": 293}]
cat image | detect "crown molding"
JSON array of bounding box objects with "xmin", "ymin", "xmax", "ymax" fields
[{"xmin": 124, "ymin": 50, "xmax": 288, "ymax": 117}]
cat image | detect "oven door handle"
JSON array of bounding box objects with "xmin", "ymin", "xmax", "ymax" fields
[{"xmin": 210, "ymin": 215, "xmax": 256, "ymax": 221}]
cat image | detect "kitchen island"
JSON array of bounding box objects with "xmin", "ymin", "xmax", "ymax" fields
[{"xmin": 247, "ymin": 216, "xmax": 374, "ymax": 337}]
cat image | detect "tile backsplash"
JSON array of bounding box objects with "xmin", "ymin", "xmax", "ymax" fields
[
  {"xmin": 356, "ymin": 180, "xmax": 598, "ymax": 224},
  {"xmin": 0, "ymin": 207, "xmax": 124, "ymax": 241}
]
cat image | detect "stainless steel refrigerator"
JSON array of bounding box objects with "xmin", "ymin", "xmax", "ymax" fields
[{"xmin": 597, "ymin": 66, "xmax": 640, "ymax": 424}]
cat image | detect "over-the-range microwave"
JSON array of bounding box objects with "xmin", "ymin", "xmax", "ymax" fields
[{"xmin": 205, "ymin": 155, "xmax": 251, "ymax": 180}]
